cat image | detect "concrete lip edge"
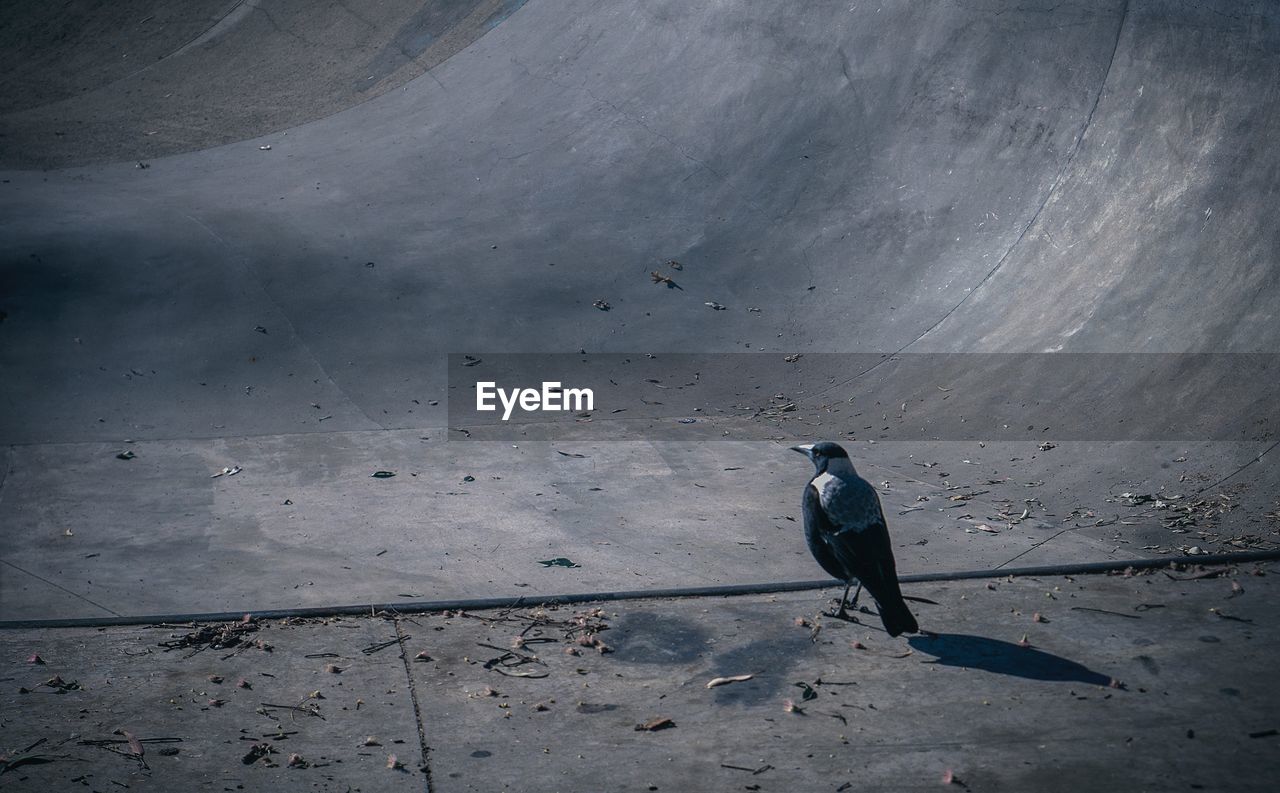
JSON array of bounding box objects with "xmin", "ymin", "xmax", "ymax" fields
[{"xmin": 5, "ymin": 549, "xmax": 1277, "ymax": 630}]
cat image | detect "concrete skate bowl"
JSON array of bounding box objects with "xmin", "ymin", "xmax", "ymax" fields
[{"xmin": 1, "ymin": 0, "xmax": 1277, "ymax": 623}]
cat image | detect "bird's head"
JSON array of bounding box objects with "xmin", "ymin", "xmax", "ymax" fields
[{"xmin": 789, "ymin": 441, "xmax": 853, "ymax": 474}]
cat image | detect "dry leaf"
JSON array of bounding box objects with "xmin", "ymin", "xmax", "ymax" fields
[
  {"xmin": 115, "ymin": 729, "xmax": 144, "ymax": 758},
  {"xmin": 635, "ymin": 717, "xmax": 675, "ymax": 731}
]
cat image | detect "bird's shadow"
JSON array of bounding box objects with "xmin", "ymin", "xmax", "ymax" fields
[{"xmin": 908, "ymin": 633, "xmax": 1112, "ymax": 686}]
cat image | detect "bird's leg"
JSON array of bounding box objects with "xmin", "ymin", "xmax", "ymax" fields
[
  {"xmin": 834, "ymin": 582, "xmax": 852, "ymax": 619},
  {"xmin": 848, "ymin": 581, "xmax": 863, "ymax": 611}
]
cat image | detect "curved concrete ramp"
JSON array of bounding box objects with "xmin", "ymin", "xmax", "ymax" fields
[
  {"xmin": 0, "ymin": 0, "xmax": 529, "ymax": 169},
  {"xmin": 1, "ymin": 0, "xmax": 1276, "ymax": 621}
]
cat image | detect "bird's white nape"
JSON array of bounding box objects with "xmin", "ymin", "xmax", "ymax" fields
[{"xmin": 811, "ymin": 471, "xmax": 838, "ymax": 492}]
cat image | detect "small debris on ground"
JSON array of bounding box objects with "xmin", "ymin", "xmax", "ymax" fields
[
  {"xmin": 635, "ymin": 717, "xmax": 675, "ymax": 732},
  {"xmin": 538, "ymin": 557, "xmax": 581, "ymax": 568}
]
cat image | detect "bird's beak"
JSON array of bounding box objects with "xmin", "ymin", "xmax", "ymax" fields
[{"xmin": 789, "ymin": 443, "xmax": 814, "ymax": 456}]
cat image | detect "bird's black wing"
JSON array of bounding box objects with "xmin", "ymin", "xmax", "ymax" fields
[
  {"xmin": 818, "ymin": 478, "xmax": 919, "ymax": 636},
  {"xmin": 802, "ymin": 482, "xmax": 850, "ymax": 582}
]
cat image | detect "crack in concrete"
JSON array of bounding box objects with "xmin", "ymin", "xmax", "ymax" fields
[
  {"xmin": 395, "ymin": 616, "xmax": 433, "ymax": 792},
  {"xmin": 1196, "ymin": 439, "xmax": 1280, "ymax": 494},
  {"xmin": 0, "ymin": 558, "xmax": 122, "ymax": 617},
  {"xmin": 904, "ymin": 0, "xmax": 1131, "ymax": 349},
  {"xmin": 792, "ymin": 0, "xmax": 1132, "ymax": 406}
]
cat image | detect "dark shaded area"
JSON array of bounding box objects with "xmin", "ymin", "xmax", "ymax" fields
[
  {"xmin": 909, "ymin": 633, "xmax": 1111, "ymax": 686},
  {"xmin": 0, "ymin": 0, "xmax": 528, "ymax": 169},
  {"xmin": 0, "ymin": 0, "xmax": 228, "ymax": 114},
  {"xmin": 607, "ymin": 613, "xmax": 708, "ymax": 665},
  {"xmin": 608, "ymin": 613, "xmax": 815, "ymax": 703},
  {"xmin": 706, "ymin": 634, "xmax": 818, "ymax": 705}
]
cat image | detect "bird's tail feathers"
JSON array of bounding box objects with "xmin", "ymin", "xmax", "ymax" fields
[{"xmin": 866, "ymin": 579, "xmax": 919, "ymax": 637}]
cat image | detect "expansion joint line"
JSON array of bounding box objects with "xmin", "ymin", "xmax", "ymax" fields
[
  {"xmin": 0, "ymin": 559, "xmax": 122, "ymax": 617},
  {"xmin": 395, "ymin": 616, "xmax": 433, "ymax": 793}
]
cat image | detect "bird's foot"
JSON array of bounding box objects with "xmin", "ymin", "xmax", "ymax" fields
[{"xmin": 824, "ymin": 608, "xmax": 860, "ymax": 624}]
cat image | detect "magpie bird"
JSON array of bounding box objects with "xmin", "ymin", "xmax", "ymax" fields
[{"xmin": 791, "ymin": 441, "xmax": 919, "ymax": 637}]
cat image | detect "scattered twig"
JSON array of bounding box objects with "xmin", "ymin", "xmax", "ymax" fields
[
  {"xmin": 1069, "ymin": 606, "xmax": 1142, "ymax": 620},
  {"xmin": 259, "ymin": 702, "xmax": 325, "ymax": 720},
  {"xmin": 362, "ymin": 638, "xmax": 403, "ymax": 655}
]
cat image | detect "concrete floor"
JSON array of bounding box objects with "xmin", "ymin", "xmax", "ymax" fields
[
  {"xmin": 1, "ymin": 1, "xmax": 1279, "ymax": 788},
  {"xmin": 2, "ymin": 563, "xmax": 1277, "ymax": 791}
]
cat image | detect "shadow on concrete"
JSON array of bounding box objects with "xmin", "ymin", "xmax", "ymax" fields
[
  {"xmin": 608, "ymin": 612, "xmax": 816, "ymax": 703},
  {"xmin": 706, "ymin": 634, "xmax": 819, "ymax": 705},
  {"xmin": 608, "ymin": 612, "xmax": 709, "ymax": 665},
  {"xmin": 909, "ymin": 633, "xmax": 1111, "ymax": 686}
]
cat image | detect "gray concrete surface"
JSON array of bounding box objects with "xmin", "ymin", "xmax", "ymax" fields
[
  {"xmin": 3, "ymin": 563, "xmax": 1278, "ymax": 791},
  {"xmin": 2, "ymin": 0, "xmax": 1278, "ymax": 624},
  {"xmin": 1, "ymin": 437, "xmax": 1272, "ymax": 622},
  {"xmin": 0, "ymin": 0, "xmax": 530, "ymax": 169}
]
